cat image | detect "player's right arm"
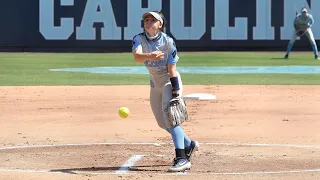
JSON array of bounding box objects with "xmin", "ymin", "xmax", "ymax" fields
[
  {"xmin": 294, "ymin": 16, "xmax": 299, "ymax": 30},
  {"xmin": 132, "ymin": 36, "xmax": 164, "ymax": 62}
]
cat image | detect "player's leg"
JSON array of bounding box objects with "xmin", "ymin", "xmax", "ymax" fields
[
  {"xmin": 150, "ymin": 79, "xmax": 193, "ymax": 157},
  {"xmin": 173, "ymin": 73, "xmax": 199, "ymax": 161},
  {"xmin": 162, "ymin": 73, "xmax": 191, "ymax": 172},
  {"xmin": 165, "ymin": 128, "xmax": 191, "ymax": 148},
  {"xmin": 151, "ymin": 75, "xmax": 192, "ymax": 144},
  {"xmin": 163, "ymin": 74, "xmax": 192, "ymax": 148},
  {"xmin": 305, "ymin": 29, "xmax": 319, "ymax": 59},
  {"xmin": 163, "ymin": 79, "xmax": 187, "ymax": 161},
  {"xmin": 149, "ymin": 80, "xmax": 170, "ymax": 129},
  {"xmin": 285, "ymin": 30, "xmax": 298, "ymax": 58}
]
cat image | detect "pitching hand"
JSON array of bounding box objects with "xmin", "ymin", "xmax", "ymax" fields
[{"xmin": 150, "ymin": 51, "xmax": 164, "ymax": 60}]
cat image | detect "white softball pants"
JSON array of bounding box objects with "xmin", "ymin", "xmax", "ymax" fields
[
  {"xmin": 149, "ymin": 72, "xmax": 183, "ymax": 129},
  {"xmin": 289, "ymin": 28, "xmax": 316, "ymax": 45}
]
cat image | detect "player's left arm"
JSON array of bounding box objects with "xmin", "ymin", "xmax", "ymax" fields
[
  {"xmin": 166, "ymin": 38, "xmax": 188, "ymax": 124},
  {"xmin": 168, "ymin": 64, "xmax": 179, "ymax": 95},
  {"xmin": 167, "ymin": 38, "xmax": 180, "ymax": 97}
]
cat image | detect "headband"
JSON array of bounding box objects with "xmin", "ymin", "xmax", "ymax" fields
[{"xmin": 142, "ymin": 12, "xmax": 163, "ymax": 25}]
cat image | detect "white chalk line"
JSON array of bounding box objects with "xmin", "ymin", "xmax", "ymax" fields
[
  {"xmin": 0, "ymin": 142, "xmax": 163, "ymax": 150},
  {"xmin": 162, "ymin": 169, "xmax": 320, "ymax": 176},
  {"xmin": 203, "ymin": 142, "xmax": 320, "ymax": 149},
  {"xmin": 0, "ymin": 142, "xmax": 319, "ymax": 176},
  {"xmin": 1, "ymin": 142, "xmax": 320, "ymax": 150},
  {"xmin": 0, "ymin": 168, "xmax": 319, "ymax": 176},
  {"xmin": 114, "ymin": 155, "xmax": 144, "ymax": 174}
]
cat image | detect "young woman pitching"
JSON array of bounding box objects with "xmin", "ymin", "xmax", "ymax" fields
[{"xmin": 131, "ymin": 11, "xmax": 199, "ymax": 172}]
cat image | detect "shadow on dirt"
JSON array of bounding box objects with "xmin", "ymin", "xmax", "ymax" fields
[{"xmin": 50, "ymin": 164, "xmax": 169, "ymax": 174}]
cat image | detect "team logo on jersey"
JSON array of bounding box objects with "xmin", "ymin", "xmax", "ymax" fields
[{"xmin": 172, "ymin": 49, "xmax": 177, "ymax": 58}]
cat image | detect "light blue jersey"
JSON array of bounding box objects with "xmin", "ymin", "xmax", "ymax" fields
[
  {"xmin": 285, "ymin": 12, "xmax": 318, "ymax": 59},
  {"xmin": 134, "ymin": 12, "xmax": 196, "ymax": 168},
  {"xmin": 132, "ymin": 32, "xmax": 179, "ymax": 88},
  {"xmin": 294, "ymin": 13, "xmax": 314, "ymax": 31}
]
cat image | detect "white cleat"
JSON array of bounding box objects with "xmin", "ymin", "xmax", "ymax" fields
[{"xmin": 168, "ymin": 158, "xmax": 191, "ymax": 172}]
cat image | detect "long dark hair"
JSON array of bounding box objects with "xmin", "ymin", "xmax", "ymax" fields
[{"xmin": 151, "ymin": 11, "xmax": 167, "ymax": 32}]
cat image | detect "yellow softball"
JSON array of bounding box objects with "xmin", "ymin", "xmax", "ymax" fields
[{"xmin": 119, "ymin": 107, "xmax": 130, "ymax": 118}]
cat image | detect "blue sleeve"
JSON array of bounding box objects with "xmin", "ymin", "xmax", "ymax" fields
[
  {"xmin": 132, "ymin": 35, "xmax": 141, "ymax": 51},
  {"xmin": 167, "ymin": 38, "xmax": 179, "ymax": 64},
  {"xmin": 309, "ymin": 14, "xmax": 314, "ymax": 27}
]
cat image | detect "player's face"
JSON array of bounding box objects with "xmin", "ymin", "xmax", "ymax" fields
[
  {"xmin": 143, "ymin": 15, "xmax": 162, "ymax": 36},
  {"xmin": 302, "ymin": 12, "xmax": 307, "ymax": 17}
]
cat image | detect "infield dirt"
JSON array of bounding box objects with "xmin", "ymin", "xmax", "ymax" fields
[{"xmin": 1, "ymin": 85, "xmax": 320, "ymax": 180}]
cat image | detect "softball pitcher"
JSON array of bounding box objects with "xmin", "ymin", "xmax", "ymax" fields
[
  {"xmin": 131, "ymin": 11, "xmax": 199, "ymax": 172},
  {"xmin": 284, "ymin": 8, "xmax": 319, "ymax": 59}
]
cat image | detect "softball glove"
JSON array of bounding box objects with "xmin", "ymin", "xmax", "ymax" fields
[
  {"xmin": 296, "ymin": 30, "xmax": 306, "ymax": 37},
  {"xmin": 166, "ymin": 97, "xmax": 189, "ymax": 127}
]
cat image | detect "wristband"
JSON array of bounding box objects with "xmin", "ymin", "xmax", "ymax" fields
[
  {"xmin": 172, "ymin": 93, "xmax": 179, "ymax": 98},
  {"xmin": 170, "ymin": 77, "xmax": 180, "ymax": 91}
]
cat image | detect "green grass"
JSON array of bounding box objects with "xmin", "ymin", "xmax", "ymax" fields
[
  {"xmin": 179, "ymin": 52, "xmax": 320, "ymax": 66},
  {"xmin": 0, "ymin": 52, "xmax": 320, "ymax": 86}
]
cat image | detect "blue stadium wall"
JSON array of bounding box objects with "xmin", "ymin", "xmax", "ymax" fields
[{"xmin": 1, "ymin": 0, "xmax": 319, "ymax": 52}]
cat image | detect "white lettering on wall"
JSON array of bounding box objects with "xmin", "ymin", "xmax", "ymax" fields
[
  {"xmin": 38, "ymin": 0, "xmax": 320, "ymax": 41},
  {"xmin": 170, "ymin": 0, "xmax": 206, "ymax": 40},
  {"xmin": 39, "ymin": 0, "xmax": 74, "ymax": 40},
  {"xmin": 212, "ymin": 0, "xmax": 248, "ymax": 40},
  {"xmin": 253, "ymin": 0, "xmax": 274, "ymax": 40},
  {"xmin": 76, "ymin": 0, "xmax": 121, "ymax": 40}
]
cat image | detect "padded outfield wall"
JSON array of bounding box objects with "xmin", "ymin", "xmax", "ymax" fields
[{"xmin": 1, "ymin": 0, "xmax": 319, "ymax": 52}]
